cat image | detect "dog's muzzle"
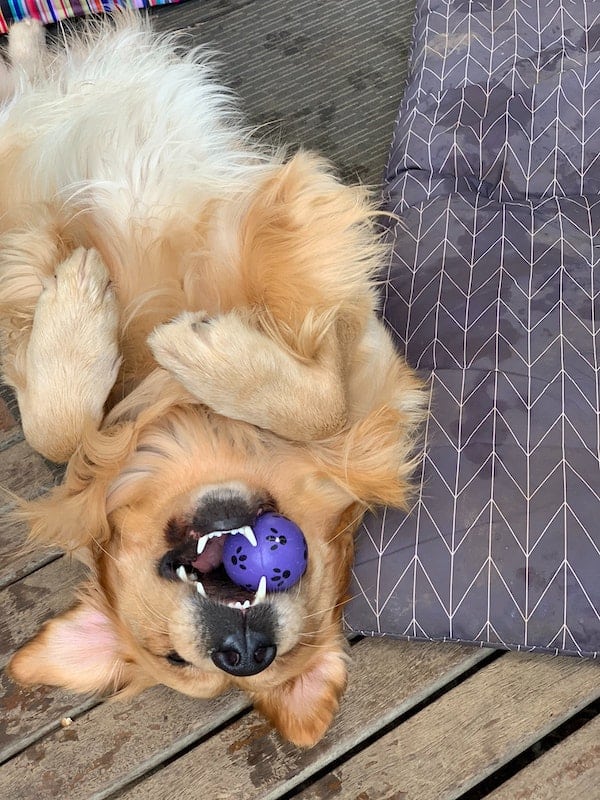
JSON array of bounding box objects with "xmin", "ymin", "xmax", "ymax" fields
[{"xmin": 158, "ymin": 484, "xmax": 281, "ymax": 676}]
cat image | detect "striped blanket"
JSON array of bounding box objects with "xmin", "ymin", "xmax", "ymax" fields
[{"xmin": 0, "ymin": 0, "xmax": 179, "ymax": 34}]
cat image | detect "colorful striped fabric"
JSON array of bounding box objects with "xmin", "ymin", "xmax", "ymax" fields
[{"xmin": 0, "ymin": 0, "xmax": 180, "ymax": 34}]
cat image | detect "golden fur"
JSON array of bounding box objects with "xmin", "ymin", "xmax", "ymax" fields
[{"xmin": 0, "ymin": 17, "xmax": 425, "ymax": 746}]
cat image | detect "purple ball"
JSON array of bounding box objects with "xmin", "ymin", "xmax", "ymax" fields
[{"xmin": 222, "ymin": 512, "xmax": 308, "ymax": 593}]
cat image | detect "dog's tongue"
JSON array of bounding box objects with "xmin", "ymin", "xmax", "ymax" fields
[{"xmin": 191, "ymin": 535, "xmax": 225, "ymax": 573}]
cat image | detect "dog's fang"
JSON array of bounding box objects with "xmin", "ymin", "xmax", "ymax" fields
[
  {"xmin": 238, "ymin": 526, "xmax": 257, "ymax": 547},
  {"xmin": 252, "ymin": 575, "xmax": 267, "ymax": 605},
  {"xmin": 196, "ymin": 535, "xmax": 209, "ymax": 555},
  {"xmin": 196, "ymin": 580, "xmax": 207, "ymax": 598},
  {"xmin": 176, "ymin": 565, "xmax": 188, "ymax": 583}
]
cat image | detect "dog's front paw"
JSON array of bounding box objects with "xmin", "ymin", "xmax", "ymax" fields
[
  {"xmin": 149, "ymin": 309, "xmax": 342, "ymax": 439},
  {"xmin": 27, "ymin": 247, "xmax": 121, "ymax": 426},
  {"xmin": 148, "ymin": 310, "xmax": 222, "ymax": 380},
  {"xmin": 38, "ymin": 246, "xmax": 117, "ymax": 315},
  {"xmin": 148, "ymin": 310, "xmax": 264, "ymax": 419},
  {"xmin": 149, "ymin": 310, "xmax": 212, "ymax": 366}
]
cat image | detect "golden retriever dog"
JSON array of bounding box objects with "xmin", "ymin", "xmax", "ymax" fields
[{"xmin": 0, "ymin": 16, "xmax": 425, "ymax": 746}]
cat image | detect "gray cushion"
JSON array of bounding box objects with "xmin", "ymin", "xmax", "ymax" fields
[{"xmin": 344, "ymin": 0, "xmax": 600, "ymax": 658}]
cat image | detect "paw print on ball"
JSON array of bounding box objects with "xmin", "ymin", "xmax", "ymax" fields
[
  {"xmin": 230, "ymin": 546, "xmax": 248, "ymax": 570},
  {"xmin": 228, "ymin": 546, "xmax": 255, "ymax": 590},
  {"xmin": 223, "ymin": 512, "xmax": 308, "ymax": 593},
  {"xmin": 266, "ymin": 532, "xmax": 287, "ymax": 549},
  {"xmin": 270, "ymin": 566, "xmax": 293, "ymax": 589}
]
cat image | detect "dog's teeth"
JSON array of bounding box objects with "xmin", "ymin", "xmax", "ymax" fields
[
  {"xmin": 252, "ymin": 575, "xmax": 267, "ymax": 605},
  {"xmin": 238, "ymin": 526, "xmax": 257, "ymax": 547},
  {"xmin": 176, "ymin": 566, "xmax": 188, "ymax": 583},
  {"xmin": 228, "ymin": 599, "xmax": 252, "ymax": 611},
  {"xmin": 196, "ymin": 581, "xmax": 207, "ymax": 598},
  {"xmin": 196, "ymin": 526, "xmax": 257, "ymax": 558},
  {"xmin": 200, "ymin": 530, "xmax": 225, "ymax": 547},
  {"xmin": 196, "ymin": 535, "xmax": 209, "ymax": 555}
]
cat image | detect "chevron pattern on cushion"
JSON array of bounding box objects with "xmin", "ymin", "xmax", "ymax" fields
[{"xmin": 345, "ymin": 0, "xmax": 600, "ymax": 659}]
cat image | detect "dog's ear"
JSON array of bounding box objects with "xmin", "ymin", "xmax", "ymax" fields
[
  {"xmin": 251, "ymin": 647, "xmax": 348, "ymax": 748},
  {"xmin": 8, "ymin": 594, "xmax": 131, "ymax": 695},
  {"xmin": 312, "ymin": 401, "xmax": 424, "ymax": 509},
  {"xmin": 19, "ymin": 369, "xmax": 194, "ymax": 553}
]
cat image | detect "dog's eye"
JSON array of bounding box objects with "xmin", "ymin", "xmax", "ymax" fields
[{"xmin": 166, "ymin": 651, "xmax": 190, "ymax": 667}]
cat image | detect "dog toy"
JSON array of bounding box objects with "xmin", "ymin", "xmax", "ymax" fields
[{"xmin": 223, "ymin": 512, "xmax": 308, "ymax": 593}]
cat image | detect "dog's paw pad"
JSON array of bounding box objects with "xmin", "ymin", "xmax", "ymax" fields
[
  {"xmin": 149, "ymin": 311, "xmax": 212, "ymax": 356},
  {"xmin": 163, "ymin": 310, "xmax": 213, "ymax": 332},
  {"xmin": 148, "ymin": 310, "xmax": 228, "ymax": 390},
  {"xmin": 190, "ymin": 315, "xmax": 213, "ymax": 334}
]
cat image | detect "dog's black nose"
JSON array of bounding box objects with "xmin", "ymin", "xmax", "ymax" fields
[{"xmin": 211, "ymin": 628, "xmax": 277, "ymax": 676}]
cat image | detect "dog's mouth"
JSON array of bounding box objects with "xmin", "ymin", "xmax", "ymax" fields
[{"xmin": 159, "ymin": 526, "xmax": 267, "ymax": 609}]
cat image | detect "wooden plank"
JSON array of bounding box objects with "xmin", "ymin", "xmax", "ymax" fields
[
  {"xmin": 0, "ymin": 673, "xmax": 98, "ymax": 765},
  {"xmin": 0, "ymin": 389, "xmax": 22, "ymax": 450},
  {"xmin": 0, "ymin": 512, "xmax": 61, "ymax": 590},
  {"xmin": 296, "ymin": 654, "xmax": 600, "ymax": 800},
  {"xmin": 0, "ymin": 440, "xmax": 55, "ymax": 501},
  {"xmin": 0, "ymin": 685, "xmax": 249, "ymax": 799},
  {"xmin": 486, "ymin": 714, "xmax": 600, "ymax": 800},
  {"xmin": 118, "ymin": 640, "xmax": 491, "ymax": 800},
  {"xmin": 0, "ymin": 557, "xmax": 86, "ymax": 668},
  {"xmin": 0, "ymin": 439, "xmax": 61, "ymax": 584},
  {"xmin": 0, "ymin": 557, "xmax": 90, "ymax": 762}
]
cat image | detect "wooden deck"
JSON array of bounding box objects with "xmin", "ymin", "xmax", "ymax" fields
[{"xmin": 1, "ymin": 1, "xmax": 599, "ymax": 797}]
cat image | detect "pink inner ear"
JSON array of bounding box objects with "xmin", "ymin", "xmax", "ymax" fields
[
  {"xmin": 51, "ymin": 605, "xmax": 121, "ymax": 674},
  {"xmin": 42, "ymin": 600, "xmax": 123, "ymax": 691},
  {"xmin": 253, "ymin": 648, "xmax": 348, "ymax": 747},
  {"xmin": 10, "ymin": 599, "xmax": 127, "ymax": 695},
  {"xmin": 286, "ymin": 651, "xmax": 346, "ymax": 711}
]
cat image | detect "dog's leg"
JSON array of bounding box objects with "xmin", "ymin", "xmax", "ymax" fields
[
  {"xmin": 11, "ymin": 247, "xmax": 121, "ymax": 462},
  {"xmin": 149, "ymin": 310, "xmax": 347, "ymax": 441},
  {"xmin": 7, "ymin": 19, "xmax": 46, "ymax": 80},
  {"xmin": 0, "ymin": 20, "xmax": 45, "ymax": 102},
  {"xmin": 149, "ymin": 152, "xmax": 384, "ymax": 442}
]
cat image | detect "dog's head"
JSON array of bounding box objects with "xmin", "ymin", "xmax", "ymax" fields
[{"xmin": 9, "ymin": 369, "xmax": 419, "ymax": 746}]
